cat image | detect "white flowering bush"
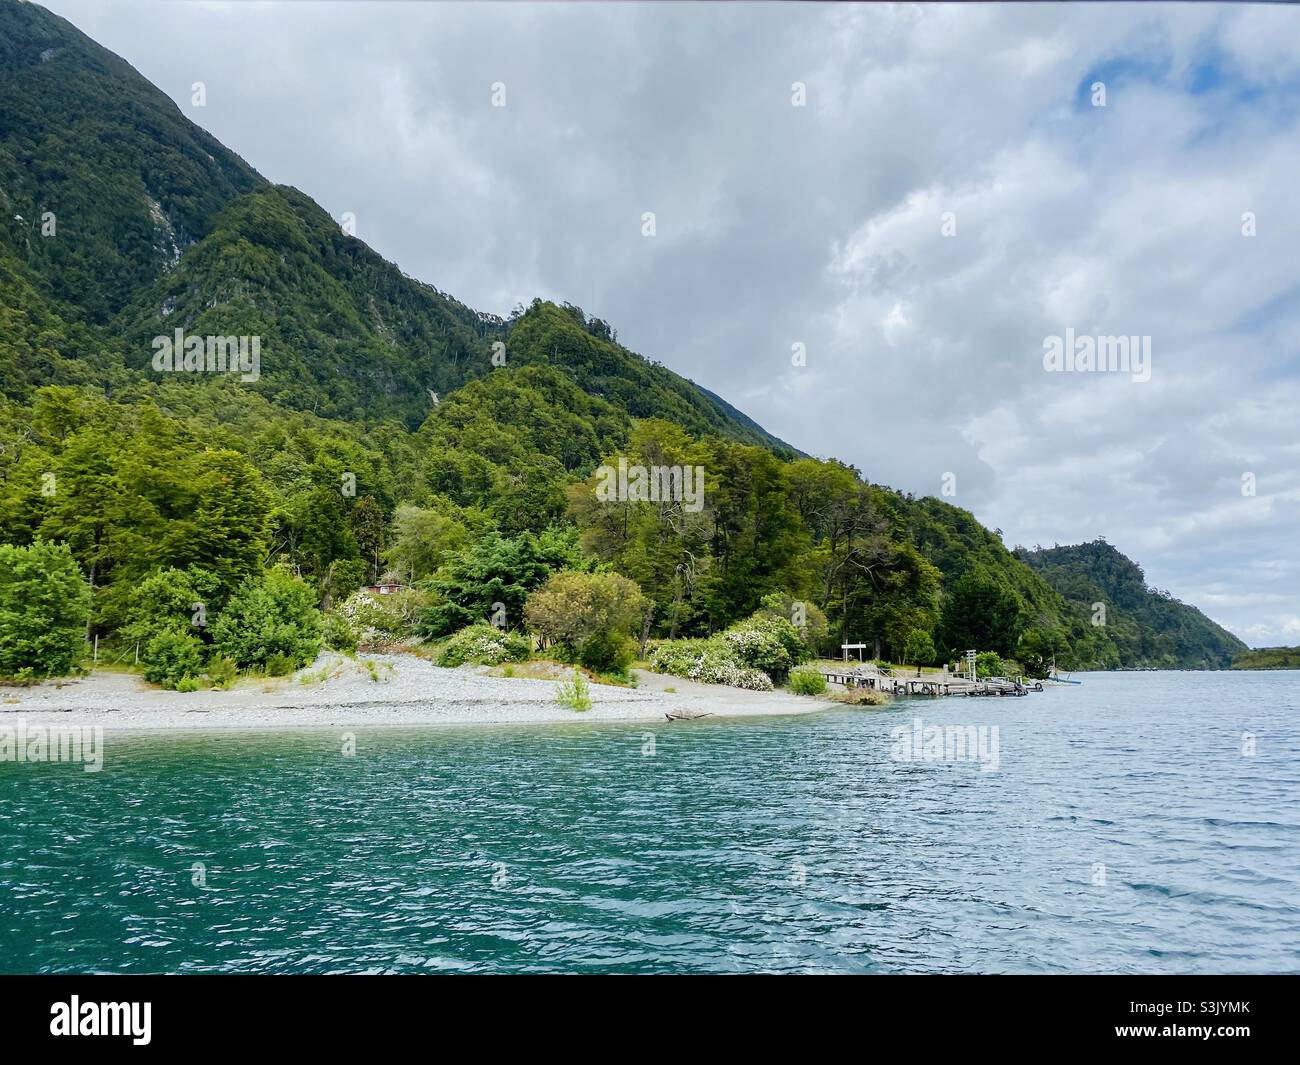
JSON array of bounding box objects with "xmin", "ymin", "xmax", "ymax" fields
[
  {"xmin": 729, "ymin": 666, "xmax": 774, "ymax": 691},
  {"xmin": 437, "ymin": 622, "xmax": 531, "ymax": 668},
  {"xmin": 337, "ymin": 589, "xmax": 425, "ymax": 648},
  {"xmin": 725, "ymin": 614, "xmax": 807, "ymax": 681},
  {"xmin": 721, "ymin": 626, "xmax": 792, "ymax": 681},
  {"xmin": 646, "ymin": 606, "xmax": 811, "ymax": 691},
  {"xmin": 647, "ymin": 638, "xmax": 774, "ymax": 691}
]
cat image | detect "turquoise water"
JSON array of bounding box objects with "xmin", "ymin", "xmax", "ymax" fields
[{"xmin": 1, "ymin": 671, "xmax": 1297, "ymax": 973}]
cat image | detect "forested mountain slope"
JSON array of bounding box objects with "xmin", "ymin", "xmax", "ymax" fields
[
  {"xmin": 0, "ymin": 0, "xmax": 262, "ymax": 322},
  {"xmin": 0, "ymin": 2, "xmax": 793, "ymax": 441},
  {"xmin": 1016, "ymin": 540, "xmax": 1246, "ymax": 669},
  {"xmin": 0, "ymin": 1, "xmax": 1235, "ymax": 678}
]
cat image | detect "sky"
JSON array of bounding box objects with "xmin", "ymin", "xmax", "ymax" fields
[{"xmin": 43, "ymin": 1, "xmax": 1300, "ymax": 646}]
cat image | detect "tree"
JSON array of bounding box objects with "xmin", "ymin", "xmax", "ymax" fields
[
  {"xmin": 384, "ymin": 501, "xmax": 475, "ymax": 583},
  {"xmin": 36, "ymin": 424, "xmax": 115, "ymax": 617},
  {"xmin": 699, "ymin": 439, "xmax": 806, "ymax": 628},
  {"xmin": 525, "ymin": 570, "xmax": 647, "ymax": 671},
  {"xmin": 567, "ymin": 420, "xmax": 714, "ymax": 638},
  {"xmin": 349, "ymin": 496, "xmax": 386, "ymax": 584},
  {"xmin": 37, "ymin": 407, "xmax": 271, "ymax": 619},
  {"xmin": 420, "ymin": 528, "xmax": 586, "ymax": 638},
  {"xmin": 114, "ymin": 566, "xmax": 221, "ymax": 652},
  {"xmin": 276, "ymin": 486, "xmax": 358, "ymax": 597},
  {"xmin": 975, "ymin": 650, "xmax": 1006, "ymax": 679},
  {"xmin": 937, "ymin": 572, "xmax": 1026, "ymax": 657},
  {"xmin": 861, "ymin": 543, "xmax": 941, "ymax": 662},
  {"xmin": 209, "ymin": 568, "xmax": 322, "ymax": 671},
  {"xmin": 1018, "ymin": 626, "xmax": 1068, "ymax": 679},
  {"xmin": 321, "ymin": 557, "xmax": 368, "ymax": 611},
  {"xmin": 903, "ymin": 629, "xmax": 936, "ymax": 669},
  {"xmin": 0, "ymin": 539, "xmax": 90, "ymax": 681},
  {"xmin": 781, "ymin": 458, "xmax": 895, "ymax": 652}
]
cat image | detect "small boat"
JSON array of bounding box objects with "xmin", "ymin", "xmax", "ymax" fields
[{"xmin": 1045, "ymin": 657, "xmax": 1083, "ymax": 685}]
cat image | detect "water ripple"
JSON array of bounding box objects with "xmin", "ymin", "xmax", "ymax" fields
[{"xmin": 1, "ymin": 671, "xmax": 1297, "ymax": 973}]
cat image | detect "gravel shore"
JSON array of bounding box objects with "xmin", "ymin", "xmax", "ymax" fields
[{"xmin": 0, "ymin": 652, "xmax": 828, "ymax": 732}]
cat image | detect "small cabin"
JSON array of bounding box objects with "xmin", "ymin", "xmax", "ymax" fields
[{"xmin": 366, "ymin": 583, "xmax": 405, "ymax": 596}]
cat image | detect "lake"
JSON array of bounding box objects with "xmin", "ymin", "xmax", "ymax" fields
[{"xmin": 1, "ymin": 671, "xmax": 1296, "ymax": 973}]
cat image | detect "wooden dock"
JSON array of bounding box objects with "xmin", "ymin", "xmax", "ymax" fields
[{"xmin": 821, "ymin": 668, "xmax": 1042, "ymax": 698}]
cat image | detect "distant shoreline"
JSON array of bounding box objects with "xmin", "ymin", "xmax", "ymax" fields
[
  {"xmin": 0, "ymin": 652, "xmax": 828, "ymax": 733},
  {"xmin": 5, "ymin": 658, "xmax": 1287, "ymax": 738}
]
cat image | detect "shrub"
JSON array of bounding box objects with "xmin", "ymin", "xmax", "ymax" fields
[
  {"xmin": 647, "ymin": 638, "xmax": 774, "ymax": 691},
  {"xmin": 788, "ymin": 668, "xmax": 827, "ymax": 696},
  {"xmin": 720, "ymin": 611, "xmax": 808, "ymax": 683},
  {"xmin": 730, "ymin": 667, "xmax": 774, "ymax": 691},
  {"xmin": 0, "ymin": 540, "xmax": 90, "ymax": 682},
  {"xmin": 975, "ymin": 651, "xmax": 1006, "ymax": 679},
  {"xmin": 436, "ymin": 622, "xmax": 531, "ymax": 668},
  {"xmin": 205, "ymin": 655, "xmax": 238, "ymax": 690},
  {"xmin": 525, "ymin": 570, "xmax": 646, "ymax": 664},
  {"xmin": 722, "ymin": 626, "xmax": 793, "ymax": 681},
  {"xmin": 210, "ymin": 569, "xmax": 322, "ymax": 671},
  {"xmin": 265, "ymin": 653, "xmax": 297, "ymax": 677},
  {"xmin": 554, "ymin": 670, "xmax": 592, "ymax": 712},
  {"xmin": 756, "ymin": 592, "xmax": 829, "ymax": 655},
  {"xmin": 322, "ymin": 611, "xmax": 359, "ymax": 653},
  {"xmin": 577, "ymin": 629, "xmax": 636, "ymax": 675},
  {"xmin": 829, "ymin": 688, "xmax": 889, "ymax": 707},
  {"xmin": 142, "ymin": 630, "xmax": 204, "ymax": 689},
  {"xmin": 336, "ymin": 588, "xmax": 424, "ymax": 648}
]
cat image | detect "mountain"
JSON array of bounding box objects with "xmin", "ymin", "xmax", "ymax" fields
[
  {"xmin": 1015, "ymin": 540, "xmax": 1246, "ymax": 669},
  {"xmin": 0, "ymin": 0, "xmax": 261, "ymax": 323},
  {"xmin": 0, "ymin": 2, "xmax": 792, "ymax": 444},
  {"xmin": 0, "ymin": 1, "xmax": 1233, "ymax": 674}
]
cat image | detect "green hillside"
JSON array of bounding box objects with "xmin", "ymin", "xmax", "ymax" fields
[
  {"xmin": 0, "ymin": 2, "xmax": 792, "ymax": 442},
  {"xmin": 1015, "ymin": 540, "xmax": 1246, "ymax": 669},
  {"xmin": 0, "ymin": 0, "xmax": 1235, "ymax": 683},
  {"xmin": 0, "ymin": 0, "xmax": 262, "ymax": 323},
  {"xmin": 1232, "ymin": 646, "xmax": 1300, "ymax": 670}
]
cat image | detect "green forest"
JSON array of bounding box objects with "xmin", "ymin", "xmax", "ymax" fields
[
  {"xmin": 1232, "ymin": 646, "xmax": 1300, "ymax": 670},
  {"xmin": 1016, "ymin": 541, "xmax": 1246, "ymax": 670},
  {"xmin": 0, "ymin": 0, "xmax": 1247, "ymax": 689}
]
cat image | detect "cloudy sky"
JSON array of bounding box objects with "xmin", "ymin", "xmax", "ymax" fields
[{"xmin": 45, "ymin": 1, "xmax": 1300, "ymax": 645}]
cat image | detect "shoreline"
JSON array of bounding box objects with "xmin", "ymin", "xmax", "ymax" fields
[{"xmin": 0, "ymin": 652, "xmax": 830, "ymax": 733}]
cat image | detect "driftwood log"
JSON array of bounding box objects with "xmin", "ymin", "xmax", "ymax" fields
[{"xmin": 665, "ymin": 708, "xmax": 713, "ymax": 721}]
